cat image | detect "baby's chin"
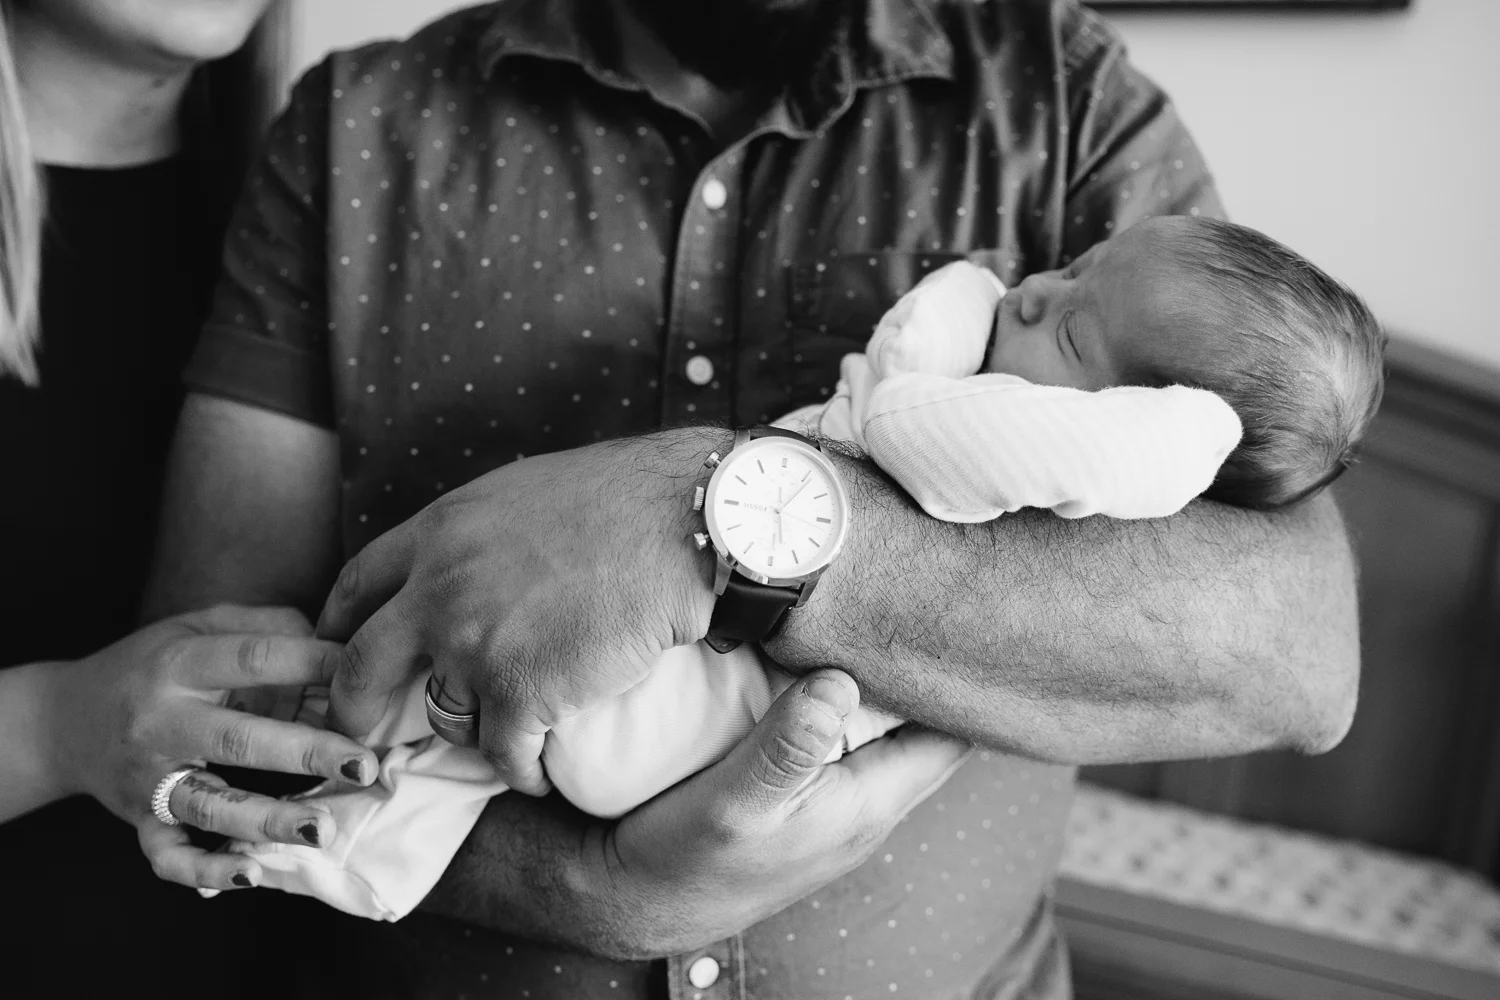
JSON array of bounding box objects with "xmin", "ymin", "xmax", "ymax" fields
[{"xmin": 985, "ymin": 297, "xmax": 1018, "ymax": 371}]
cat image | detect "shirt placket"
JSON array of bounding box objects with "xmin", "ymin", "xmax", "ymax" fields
[
  {"xmin": 660, "ymin": 149, "xmax": 747, "ymax": 426},
  {"xmin": 666, "ymin": 933, "xmax": 744, "ymax": 1000}
]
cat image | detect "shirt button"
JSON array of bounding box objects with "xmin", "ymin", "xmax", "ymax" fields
[
  {"xmin": 687, "ymin": 955, "xmax": 720, "ymax": 989},
  {"xmin": 701, "ymin": 178, "xmax": 727, "ymax": 210},
  {"xmin": 685, "ymin": 355, "xmax": 714, "ymax": 386}
]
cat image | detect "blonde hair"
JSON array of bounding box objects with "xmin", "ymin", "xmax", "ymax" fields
[{"xmin": 0, "ymin": 0, "xmax": 42, "ymax": 385}]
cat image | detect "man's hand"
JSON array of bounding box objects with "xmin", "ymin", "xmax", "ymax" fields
[
  {"xmin": 318, "ymin": 430, "xmax": 726, "ymax": 794},
  {"xmin": 425, "ymin": 669, "xmax": 974, "ymax": 957}
]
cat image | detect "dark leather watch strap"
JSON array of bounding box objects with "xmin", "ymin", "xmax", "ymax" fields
[
  {"xmin": 745, "ymin": 425, "xmax": 812, "ymax": 444},
  {"xmin": 705, "ymin": 574, "xmax": 801, "ymax": 654}
]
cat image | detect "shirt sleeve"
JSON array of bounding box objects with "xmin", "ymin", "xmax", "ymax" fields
[
  {"xmin": 183, "ymin": 58, "xmax": 335, "ymax": 427},
  {"xmin": 1057, "ymin": 4, "xmax": 1227, "ymax": 265}
]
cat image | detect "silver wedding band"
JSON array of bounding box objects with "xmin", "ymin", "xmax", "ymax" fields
[
  {"xmin": 151, "ymin": 767, "xmax": 202, "ymax": 826},
  {"xmin": 425, "ymin": 674, "xmax": 480, "ymax": 748}
]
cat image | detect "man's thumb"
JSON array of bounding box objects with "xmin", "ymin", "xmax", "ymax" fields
[{"xmin": 733, "ymin": 670, "xmax": 858, "ymax": 801}]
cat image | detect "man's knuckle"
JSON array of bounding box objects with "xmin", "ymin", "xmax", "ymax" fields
[
  {"xmin": 448, "ymin": 617, "xmax": 489, "ymax": 663},
  {"xmin": 701, "ymin": 796, "xmax": 748, "ymax": 842},
  {"xmin": 765, "ymin": 729, "xmax": 821, "ymax": 777},
  {"xmin": 841, "ymin": 817, "xmax": 887, "ymax": 858},
  {"xmin": 335, "ymin": 557, "xmax": 361, "ymax": 601},
  {"xmin": 340, "ymin": 639, "xmax": 371, "ymax": 691}
]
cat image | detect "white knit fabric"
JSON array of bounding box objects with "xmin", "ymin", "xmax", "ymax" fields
[
  {"xmin": 819, "ymin": 261, "xmax": 1243, "ymax": 521},
  {"xmin": 213, "ymin": 259, "xmax": 1238, "ymax": 922}
]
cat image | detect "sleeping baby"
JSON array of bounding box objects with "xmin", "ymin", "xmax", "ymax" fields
[{"xmin": 210, "ymin": 214, "xmax": 1385, "ymax": 920}]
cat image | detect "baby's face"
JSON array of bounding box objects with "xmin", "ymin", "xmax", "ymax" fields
[{"xmin": 988, "ymin": 216, "xmax": 1201, "ymax": 389}]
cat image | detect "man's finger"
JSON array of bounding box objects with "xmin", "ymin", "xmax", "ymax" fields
[
  {"xmin": 138, "ymin": 820, "xmax": 261, "ymax": 892},
  {"xmin": 181, "ymin": 604, "xmax": 315, "ymax": 640},
  {"xmin": 326, "ymin": 602, "xmax": 426, "ymax": 740},
  {"xmin": 154, "ymin": 702, "xmax": 377, "ymax": 785},
  {"xmin": 315, "ymin": 525, "xmax": 418, "ymax": 641},
  {"xmin": 838, "ymin": 726, "xmax": 973, "ymax": 819},
  {"xmin": 167, "ymin": 770, "xmax": 336, "ymax": 848},
  {"xmin": 169, "ymin": 632, "xmax": 345, "ymax": 691},
  {"xmin": 477, "ymin": 705, "xmax": 551, "ymax": 797},
  {"xmin": 714, "ymin": 670, "xmax": 857, "ymax": 819}
]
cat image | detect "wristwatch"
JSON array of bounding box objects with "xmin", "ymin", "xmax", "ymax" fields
[{"xmin": 691, "ymin": 426, "xmax": 851, "ymax": 653}]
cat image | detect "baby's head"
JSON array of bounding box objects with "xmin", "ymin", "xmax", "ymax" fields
[{"xmin": 989, "ymin": 215, "xmax": 1386, "ymax": 508}]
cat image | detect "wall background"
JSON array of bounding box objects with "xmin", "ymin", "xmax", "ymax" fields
[{"xmin": 287, "ymin": 0, "xmax": 1500, "ymax": 368}]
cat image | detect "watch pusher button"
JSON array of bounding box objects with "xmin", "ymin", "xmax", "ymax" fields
[
  {"xmin": 692, "ymin": 531, "xmax": 711, "ymax": 551},
  {"xmin": 704, "ymin": 451, "xmax": 722, "ymax": 470},
  {"xmin": 691, "ymin": 485, "xmax": 705, "ymax": 512}
]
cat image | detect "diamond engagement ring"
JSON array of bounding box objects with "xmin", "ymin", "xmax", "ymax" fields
[
  {"xmin": 151, "ymin": 767, "xmax": 202, "ymax": 826},
  {"xmin": 425, "ymin": 674, "xmax": 480, "ymax": 748}
]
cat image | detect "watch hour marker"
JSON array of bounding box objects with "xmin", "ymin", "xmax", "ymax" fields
[
  {"xmin": 735, "ymin": 475, "xmax": 747, "ymax": 484},
  {"xmin": 727, "ymin": 524, "xmax": 741, "ymax": 530},
  {"xmin": 757, "ymin": 460, "xmax": 765, "ymax": 473},
  {"xmin": 801, "ymin": 471, "xmax": 810, "ymax": 481},
  {"xmin": 767, "ymin": 555, "xmax": 774, "ymax": 566},
  {"xmin": 816, "ymin": 517, "xmax": 831, "ymax": 523},
  {"xmin": 792, "ymin": 549, "xmax": 800, "ymax": 562},
  {"xmin": 723, "ymin": 499, "xmax": 739, "ymax": 505},
  {"xmin": 781, "ymin": 457, "xmax": 788, "ymax": 468},
  {"xmin": 813, "ymin": 493, "xmax": 827, "ymax": 499},
  {"xmin": 745, "ymin": 542, "xmax": 755, "ymax": 552},
  {"xmin": 807, "ymin": 536, "xmax": 821, "ymax": 546}
]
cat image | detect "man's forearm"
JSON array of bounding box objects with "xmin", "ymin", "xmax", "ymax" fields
[
  {"xmin": 421, "ymin": 789, "xmax": 648, "ymax": 957},
  {"xmin": 765, "ymin": 449, "xmax": 1360, "ymax": 765}
]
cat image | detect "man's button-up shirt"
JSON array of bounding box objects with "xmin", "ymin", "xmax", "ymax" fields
[{"xmin": 185, "ymin": 0, "xmax": 1222, "ymax": 996}]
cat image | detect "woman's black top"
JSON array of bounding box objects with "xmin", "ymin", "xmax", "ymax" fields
[
  {"xmin": 0, "ymin": 161, "xmax": 363, "ymax": 998},
  {"xmin": 0, "ymin": 160, "xmax": 218, "ymax": 665}
]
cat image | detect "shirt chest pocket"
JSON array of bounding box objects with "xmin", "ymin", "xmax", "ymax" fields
[{"xmin": 785, "ymin": 250, "xmax": 1002, "ymax": 409}]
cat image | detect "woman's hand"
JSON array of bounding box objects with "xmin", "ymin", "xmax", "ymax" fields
[{"xmin": 44, "ymin": 605, "xmax": 378, "ymax": 892}]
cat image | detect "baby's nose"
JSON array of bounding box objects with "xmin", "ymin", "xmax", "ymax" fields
[{"xmin": 1016, "ymin": 275, "xmax": 1053, "ymax": 324}]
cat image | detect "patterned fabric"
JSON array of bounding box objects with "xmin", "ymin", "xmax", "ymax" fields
[
  {"xmin": 183, "ymin": 0, "xmax": 1223, "ymax": 995},
  {"xmin": 1062, "ymin": 784, "xmax": 1500, "ymax": 976}
]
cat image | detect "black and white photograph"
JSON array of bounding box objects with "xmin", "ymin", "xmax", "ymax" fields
[{"xmin": 0, "ymin": 0, "xmax": 1494, "ymax": 997}]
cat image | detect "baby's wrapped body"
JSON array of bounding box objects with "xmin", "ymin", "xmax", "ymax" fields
[{"xmin": 223, "ymin": 649, "xmax": 900, "ymax": 921}]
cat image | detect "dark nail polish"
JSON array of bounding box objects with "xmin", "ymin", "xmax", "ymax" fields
[
  {"xmin": 340, "ymin": 759, "xmax": 364, "ymax": 783},
  {"xmin": 231, "ymin": 874, "xmax": 252, "ymax": 888},
  {"xmin": 299, "ymin": 822, "xmax": 321, "ymax": 847}
]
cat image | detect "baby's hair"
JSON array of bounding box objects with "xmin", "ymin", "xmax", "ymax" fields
[{"xmin": 1159, "ymin": 218, "xmax": 1386, "ymax": 509}]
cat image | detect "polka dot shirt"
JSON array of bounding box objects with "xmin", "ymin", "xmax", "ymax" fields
[{"xmin": 185, "ymin": 0, "xmax": 1223, "ymax": 996}]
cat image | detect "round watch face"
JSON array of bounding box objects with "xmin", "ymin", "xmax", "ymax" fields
[{"xmin": 704, "ymin": 436, "xmax": 850, "ymax": 583}]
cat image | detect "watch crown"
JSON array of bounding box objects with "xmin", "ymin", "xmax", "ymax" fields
[
  {"xmin": 691, "ymin": 485, "xmax": 705, "ymax": 512},
  {"xmin": 703, "ymin": 451, "xmax": 722, "ymax": 470},
  {"xmin": 691, "ymin": 531, "xmax": 711, "ymax": 551}
]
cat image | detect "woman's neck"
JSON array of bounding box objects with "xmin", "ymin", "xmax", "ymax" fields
[{"xmin": 11, "ymin": 7, "xmax": 191, "ymax": 167}]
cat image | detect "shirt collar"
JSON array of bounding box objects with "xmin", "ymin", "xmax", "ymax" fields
[{"xmin": 477, "ymin": 0, "xmax": 955, "ymax": 131}]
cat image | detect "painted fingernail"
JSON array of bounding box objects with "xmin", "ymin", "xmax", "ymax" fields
[
  {"xmin": 340, "ymin": 758, "xmax": 365, "ymax": 783},
  {"xmin": 298, "ymin": 822, "xmax": 321, "ymax": 847},
  {"xmin": 231, "ymin": 873, "xmax": 252, "ymax": 888},
  {"xmin": 805, "ymin": 675, "xmax": 855, "ymax": 718}
]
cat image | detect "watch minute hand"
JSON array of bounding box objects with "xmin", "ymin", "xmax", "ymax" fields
[{"xmin": 776, "ymin": 479, "xmax": 811, "ymax": 512}]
